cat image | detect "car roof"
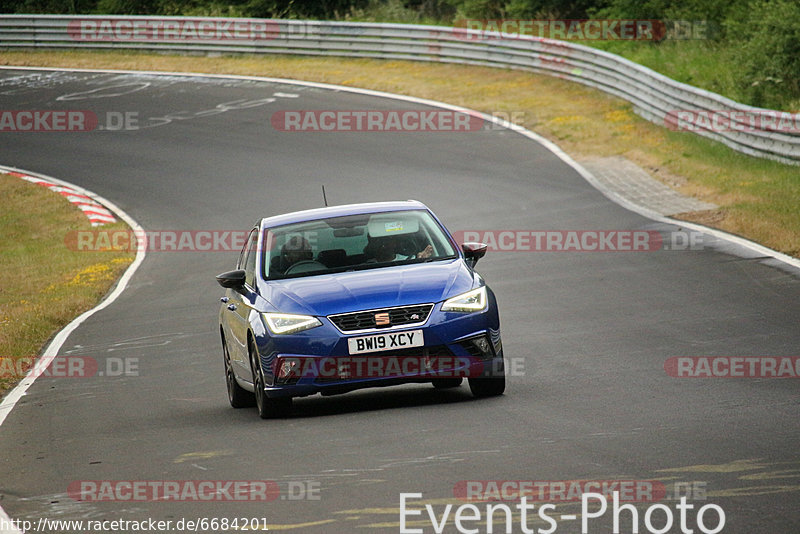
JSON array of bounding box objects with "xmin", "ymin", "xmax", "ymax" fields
[{"xmin": 257, "ymin": 200, "xmax": 429, "ymax": 229}]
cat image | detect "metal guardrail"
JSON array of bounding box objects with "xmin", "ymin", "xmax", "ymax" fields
[{"xmin": 1, "ymin": 15, "xmax": 798, "ymax": 164}]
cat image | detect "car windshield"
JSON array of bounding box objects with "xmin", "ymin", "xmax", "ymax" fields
[{"xmin": 262, "ymin": 209, "xmax": 458, "ymax": 280}]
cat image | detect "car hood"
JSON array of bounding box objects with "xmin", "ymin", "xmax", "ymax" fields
[{"xmin": 261, "ymin": 260, "xmax": 477, "ymax": 316}]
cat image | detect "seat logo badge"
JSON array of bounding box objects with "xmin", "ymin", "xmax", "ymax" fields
[
  {"xmin": 410, "ymin": 314, "xmax": 420, "ymax": 320},
  {"xmin": 375, "ymin": 312, "xmax": 391, "ymax": 326}
]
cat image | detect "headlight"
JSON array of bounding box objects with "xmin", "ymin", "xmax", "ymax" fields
[
  {"xmin": 441, "ymin": 286, "xmax": 487, "ymax": 313},
  {"xmin": 262, "ymin": 313, "xmax": 322, "ymax": 335}
]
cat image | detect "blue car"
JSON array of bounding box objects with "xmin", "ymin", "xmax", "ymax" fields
[{"xmin": 216, "ymin": 200, "xmax": 504, "ymax": 418}]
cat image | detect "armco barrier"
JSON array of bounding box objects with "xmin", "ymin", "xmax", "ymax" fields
[{"xmin": 1, "ymin": 15, "xmax": 798, "ymax": 164}]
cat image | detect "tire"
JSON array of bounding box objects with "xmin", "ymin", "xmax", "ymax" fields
[
  {"xmin": 468, "ymin": 358, "xmax": 505, "ymax": 398},
  {"xmin": 249, "ymin": 341, "xmax": 292, "ymax": 419},
  {"xmin": 223, "ymin": 339, "xmax": 255, "ymax": 408},
  {"xmin": 432, "ymin": 377, "xmax": 463, "ymax": 389}
]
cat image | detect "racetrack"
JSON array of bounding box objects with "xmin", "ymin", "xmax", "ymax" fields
[{"xmin": 1, "ymin": 68, "xmax": 799, "ymax": 533}]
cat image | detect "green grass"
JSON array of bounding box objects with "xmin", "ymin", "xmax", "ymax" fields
[
  {"xmin": 0, "ymin": 173, "xmax": 134, "ymax": 398},
  {"xmin": 588, "ymin": 39, "xmax": 800, "ymax": 111},
  {"xmin": 655, "ymin": 127, "xmax": 800, "ymax": 255},
  {"xmin": 592, "ymin": 40, "xmax": 736, "ymax": 98}
]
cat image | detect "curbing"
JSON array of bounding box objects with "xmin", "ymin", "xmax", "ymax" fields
[{"xmin": 8, "ymin": 171, "xmax": 117, "ymax": 226}]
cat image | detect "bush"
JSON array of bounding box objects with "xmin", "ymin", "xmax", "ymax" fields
[
  {"xmin": 725, "ymin": 0, "xmax": 800, "ymax": 109},
  {"xmin": 94, "ymin": 0, "xmax": 161, "ymax": 14},
  {"xmin": 593, "ymin": 0, "xmax": 738, "ymax": 22},
  {"xmin": 245, "ymin": 0, "xmax": 367, "ymax": 19}
]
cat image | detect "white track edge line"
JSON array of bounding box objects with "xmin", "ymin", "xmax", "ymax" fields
[{"xmin": 0, "ymin": 164, "xmax": 145, "ymax": 534}]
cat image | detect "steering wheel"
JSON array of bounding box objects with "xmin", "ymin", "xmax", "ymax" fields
[{"xmin": 284, "ymin": 260, "xmax": 327, "ymax": 275}]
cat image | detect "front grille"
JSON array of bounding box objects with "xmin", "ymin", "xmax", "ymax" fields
[{"xmin": 328, "ymin": 304, "xmax": 433, "ymax": 332}]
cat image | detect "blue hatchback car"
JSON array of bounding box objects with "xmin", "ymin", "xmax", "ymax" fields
[{"xmin": 216, "ymin": 200, "xmax": 504, "ymax": 418}]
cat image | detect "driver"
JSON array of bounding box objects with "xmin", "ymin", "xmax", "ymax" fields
[
  {"xmin": 366, "ymin": 235, "xmax": 433, "ymax": 262},
  {"xmin": 280, "ymin": 235, "xmax": 313, "ymax": 271}
]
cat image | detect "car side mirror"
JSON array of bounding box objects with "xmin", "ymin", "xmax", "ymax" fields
[
  {"xmin": 216, "ymin": 269, "xmax": 246, "ymax": 289},
  {"xmin": 462, "ymin": 242, "xmax": 488, "ymax": 267}
]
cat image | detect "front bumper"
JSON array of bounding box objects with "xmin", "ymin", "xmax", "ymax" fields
[{"xmin": 254, "ymin": 302, "xmax": 502, "ymax": 398}]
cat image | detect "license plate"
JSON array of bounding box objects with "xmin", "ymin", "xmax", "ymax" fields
[{"xmin": 347, "ymin": 330, "xmax": 424, "ymax": 355}]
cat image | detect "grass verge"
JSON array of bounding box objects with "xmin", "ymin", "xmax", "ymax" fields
[
  {"xmin": 0, "ymin": 173, "xmax": 134, "ymax": 399},
  {"xmin": 588, "ymin": 38, "xmax": 800, "ymax": 112},
  {"xmin": 1, "ymin": 49, "xmax": 798, "ymax": 260}
]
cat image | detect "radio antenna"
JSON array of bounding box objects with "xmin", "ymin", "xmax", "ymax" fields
[{"xmin": 322, "ymin": 185, "xmax": 329, "ymax": 207}]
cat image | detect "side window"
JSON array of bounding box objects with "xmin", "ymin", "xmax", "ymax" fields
[
  {"xmin": 243, "ymin": 230, "xmax": 258, "ymax": 288},
  {"xmin": 236, "ymin": 239, "xmax": 248, "ymax": 270}
]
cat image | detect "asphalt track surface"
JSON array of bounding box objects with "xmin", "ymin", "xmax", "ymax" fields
[{"xmin": 0, "ymin": 68, "xmax": 799, "ymax": 534}]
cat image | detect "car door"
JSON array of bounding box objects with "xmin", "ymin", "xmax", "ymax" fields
[{"xmin": 225, "ymin": 228, "xmax": 259, "ymax": 379}]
